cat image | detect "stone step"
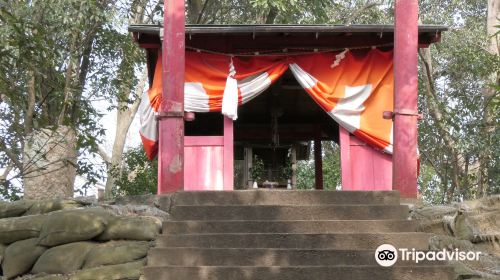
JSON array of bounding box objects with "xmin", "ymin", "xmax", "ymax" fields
[
  {"xmin": 163, "ymin": 220, "xmax": 417, "ymax": 234},
  {"xmin": 143, "ymin": 265, "xmax": 454, "ymax": 280},
  {"xmin": 156, "ymin": 233, "xmax": 431, "ymax": 250},
  {"xmin": 170, "ymin": 205, "xmax": 409, "ymax": 221},
  {"xmin": 145, "ymin": 189, "xmax": 454, "ymax": 280},
  {"xmin": 165, "ymin": 190, "xmax": 400, "ymax": 206},
  {"xmin": 148, "ymin": 248, "xmax": 446, "ymax": 267}
]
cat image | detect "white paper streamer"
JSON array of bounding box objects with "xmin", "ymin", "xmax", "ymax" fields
[{"xmin": 221, "ymin": 57, "xmax": 239, "ymax": 120}]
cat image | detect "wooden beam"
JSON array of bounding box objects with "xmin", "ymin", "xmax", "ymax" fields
[
  {"xmin": 314, "ymin": 138, "xmax": 323, "ymax": 190},
  {"xmin": 291, "ymin": 145, "xmax": 297, "ymax": 189},
  {"xmin": 234, "ymin": 125, "xmax": 338, "ymax": 142},
  {"xmin": 243, "ymin": 147, "xmax": 253, "ymax": 188},
  {"xmin": 185, "ymin": 136, "xmax": 223, "ymax": 146},
  {"xmin": 158, "ymin": 0, "xmax": 185, "ymax": 194},
  {"xmin": 130, "ymin": 25, "xmax": 446, "ymax": 50},
  {"xmin": 393, "ymin": 0, "xmax": 419, "ymax": 198}
]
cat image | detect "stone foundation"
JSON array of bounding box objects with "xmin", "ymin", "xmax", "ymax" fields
[
  {"xmin": 0, "ymin": 198, "xmax": 168, "ymax": 280},
  {"xmin": 410, "ymin": 195, "xmax": 500, "ymax": 279}
]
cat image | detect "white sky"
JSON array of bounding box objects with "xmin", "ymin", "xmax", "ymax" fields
[{"xmin": 75, "ymin": 93, "xmax": 143, "ymax": 197}]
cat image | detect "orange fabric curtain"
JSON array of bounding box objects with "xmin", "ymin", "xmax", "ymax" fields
[
  {"xmin": 140, "ymin": 49, "xmax": 394, "ymax": 159},
  {"xmin": 290, "ymin": 49, "xmax": 394, "ymax": 153}
]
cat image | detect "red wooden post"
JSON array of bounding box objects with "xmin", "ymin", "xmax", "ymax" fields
[
  {"xmin": 158, "ymin": 0, "xmax": 185, "ymax": 194},
  {"xmin": 393, "ymin": 0, "xmax": 419, "ymax": 198},
  {"xmin": 314, "ymin": 138, "xmax": 323, "ymax": 190},
  {"xmin": 339, "ymin": 127, "xmax": 352, "ymax": 189},
  {"xmin": 223, "ymin": 117, "xmax": 234, "ymax": 190}
]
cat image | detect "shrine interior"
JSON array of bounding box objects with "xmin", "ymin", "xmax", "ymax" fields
[{"xmin": 185, "ymin": 69, "xmax": 340, "ymax": 188}]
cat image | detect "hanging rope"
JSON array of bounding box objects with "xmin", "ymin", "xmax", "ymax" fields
[{"xmin": 185, "ymin": 43, "xmax": 394, "ymax": 57}]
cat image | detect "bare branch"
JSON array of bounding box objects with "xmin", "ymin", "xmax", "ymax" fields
[
  {"xmin": 418, "ymin": 48, "xmax": 457, "ymax": 151},
  {"xmin": 346, "ymin": 1, "xmax": 380, "ymax": 24},
  {"xmin": 97, "ymin": 145, "xmax": 111, "ymax": 163},
  {"xmin": 129, "ymin": 68, "xmax": 148, "ymax": 117},
  {"xmin": 196, "ymin": 0, "xmax": 210, "ymax": 24},
  {"xmin": 57, "ymin": 1, "xmax": 86, "ymax": 125},
  {"xmin": 0, "ymin": 164, "xmax": 14, "ymax": 182},
  {"xmin": 418, "ymin": 47, "xmax": 466, "ymax": 201},
  {"xmin": 25, "ymin": 70, "xmax": 36, "ymax": 134},
  {"xmin": 57, "ymin": 45, "xmax": 75, "ymax": 125},
  {"xmin": 0, "ymin": 139, "xmax": 23, "ymax": 170}
]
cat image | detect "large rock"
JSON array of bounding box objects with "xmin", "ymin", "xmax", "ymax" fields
[
  {"xmin": 410, "ymin": 205, "xmax": 457, "ymax": 220},
  {"xmin": 453, "ymin": 210, "xmax": 500, "ymax": 242},
  {"xmin": 429, "ymin": 235, "xmax": 475, "ymax": 251},
  {"xmin": 101, "ymin": 204, "xmax": 169, "ymax": 221},
  {"xmin": 459, "ymin": 195, "xmax": 500, "ymax": 212},
  {"xmin": 70, "ymin": 259, "xmax": 145, "ymax": 280},
  {"xmin": 32, "ymin": 242, "xmax": 96, "ymax": 274},
  {"xmin": 38, "ymin": 208, "xmax": 111, "ymax": 246},
  {"xmin": 30, "ymin": 276, "xmax": 68, "ymax": 280},
  {"xmin": 450, "ymin": 260, "xmax": 486, "ymax": 279},
  {"xmin": 2, "ymin": 238, "xmax": 47, "ymax": 279},
  {"xmin": 0, "ymin": 214, "xmax": 47, "ymax": 244},
  {"xmin": 0, "ymin": 243, "xmax": 6, "ymax": 263},
  {"xmin": 83, "ymin": 241, "xmax": 150, "ymax": 269},
  {"xmin": 0, "ymin": 200, "xmax": 34, "ymax": 218},
  {"xmin": 449, "ymin": 254, "xmax": 500, "ymax": 280},
  {"xmin": 97, "ymin": 216, "xmax": 161, "ymax": 241},
  {"xmin": 114, "ymin": 195, "xmax": 159, "ymax": 206},
  {"xmin": 415, "ymin": 218, "xmax": 451, "ymax": 236},
  {"xmin": 25, "ymin": 199, "xmax": 84, "ymax": 216}
]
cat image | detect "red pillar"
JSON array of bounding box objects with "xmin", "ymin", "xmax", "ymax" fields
[
  {"xmin": 314, "ymin": 139, "xmax": 323, "ymax": 190},
  {"xmin": 393, "ymin": 0, "xmax": 419, "ymax": 198},
  {"xmin": 223, "ymin": 117, "xmax": 234, "ymax": 190},
  {"xmin": 158, "ymin": 0, "xmax": 185, "ymax": 194}
]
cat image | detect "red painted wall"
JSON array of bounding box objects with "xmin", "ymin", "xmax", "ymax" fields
[
  {"xmin": 183, "ymin": 117, "xmax": 234, "ymax": 191},
  {"xmin": 340, "ymin": 127, "xmax": 392, "ymax": 191}
]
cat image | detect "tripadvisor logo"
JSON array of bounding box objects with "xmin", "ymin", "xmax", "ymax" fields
[
  {"xmin": 375, "ymin": 244, "xmax": 482, "ymax": 267},
  {"xmin": 375, "ymin": 244, "xmax": 398, "ymax": 267}
]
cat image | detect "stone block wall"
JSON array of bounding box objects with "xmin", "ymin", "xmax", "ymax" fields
[
  {"xmin": 0, "ymin": 198, "xmax": 167, "ymax": 280},
  {"xmin": 409, "ymin": 195, "xmax": 500, "ymax": 279}
]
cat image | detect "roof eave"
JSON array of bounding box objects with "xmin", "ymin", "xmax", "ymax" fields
[{"xmin": 128, "ymin": 24, "xmax": 448, "ymax": 36}]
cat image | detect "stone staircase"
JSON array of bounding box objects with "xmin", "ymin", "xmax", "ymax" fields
[{"xmin": 144, "ymin": 190, "xmax": 454, "ymax": 280}]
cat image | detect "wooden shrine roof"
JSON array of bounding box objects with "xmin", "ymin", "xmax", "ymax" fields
[
  {"xmin": 129, "ymin": 24, "xmax": 447, "ymax": 53},
  {"xmin": 129, "ymin": 24, "xmax": 446, "ymax": 85}
]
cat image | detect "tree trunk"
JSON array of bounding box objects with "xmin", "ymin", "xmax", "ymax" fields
[
  {"xmin": 478, "ymin": 0, "xmax": 499, "ymax": 197},
  {"xmin": 187, "ymin": 0, "xmax": 204, "ymax": 23},
  {"xmin": 57, "ymin": 1, "xmax": 85, "ymax": 126},
  {"xmin": 23, "ymin": 126, "xmax": 77, "ymax": 199},
  {"xmin": 103, "ymin": 69, "xmax": 147, "ymax": 198},
  {"xmin": 100, "ymin": 0, "xmax": 152, "ymax": 198},
  {"xmin": 419, "ymin": 48, "xmax": 466, "ymax": 202},
  {"xmin": 265, "ymin": 6, "xmax": 279, "ymax": 24},
  {"xmin": 25, "ymin": 70, "xmax": 36, "ymax": 134}
]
